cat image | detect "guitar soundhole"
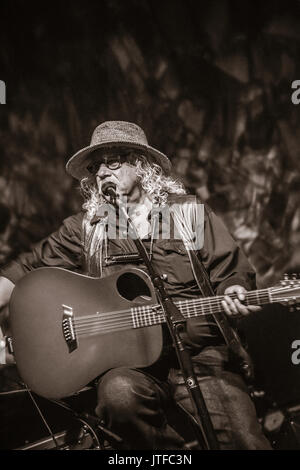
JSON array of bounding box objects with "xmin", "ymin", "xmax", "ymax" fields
[{"xmin": 117, "ymin": 272, "xmax": 152, "ymax": 301}]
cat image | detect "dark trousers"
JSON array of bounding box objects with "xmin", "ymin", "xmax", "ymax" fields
[{"xmin": 95, "ymin": 345, "xmax": 272, "ymax": 450}]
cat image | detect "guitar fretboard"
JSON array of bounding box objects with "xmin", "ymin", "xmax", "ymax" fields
[
  {"xmin": 74, "ymin": 283, "xmax": 300, "ymax": 337},
  {"xmin": 130, "ymin": 289, "xmax": 271, "ymax": 328}
]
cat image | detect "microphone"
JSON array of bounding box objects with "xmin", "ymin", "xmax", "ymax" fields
[
  {"xmin": 103, "ymin": 184, "xmax": 116, "ymax": 198},
  {"xmin": 103, "ymin": 184, "xmax": 117, "ymax": 205}
]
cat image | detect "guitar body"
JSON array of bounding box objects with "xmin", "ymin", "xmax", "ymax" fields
[
  {"xmin": 10, "ymin": 265, "xmax": 300, "ymax": 400},
  {"xmin": 9, "ymin": 267, "xmax": 162, "ymax": 399}
]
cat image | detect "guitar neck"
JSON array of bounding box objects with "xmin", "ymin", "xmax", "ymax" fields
[{"xmin": 130, "ymin": 288, "xmax": 272, "ymax": 329}]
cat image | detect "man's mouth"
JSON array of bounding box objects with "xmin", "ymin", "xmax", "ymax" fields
[{"xmin": 101, "ymin": 181, "xmax": 117, "ymax": 193}]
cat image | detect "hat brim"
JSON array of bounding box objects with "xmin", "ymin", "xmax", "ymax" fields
[{"xmin": 66, "ymin": 141, "xmax": 172, "ymax": 180}]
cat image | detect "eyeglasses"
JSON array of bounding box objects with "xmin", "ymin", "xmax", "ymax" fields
[{"xmin": 87, "ymin": 152, "xmax": 133, "ymax": 175}]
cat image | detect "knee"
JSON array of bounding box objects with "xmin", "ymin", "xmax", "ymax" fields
[
  {"xmin": 99, "ymin": 370, "xmax": 138, "ymax": 410},
  {"xmin": 95, "ymin": 368, "xmax": 154, "ymax": 418}
]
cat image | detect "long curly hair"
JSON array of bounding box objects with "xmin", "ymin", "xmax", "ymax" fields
[{"xmin": 80, "ymin": 154, "xmax": 186, "ymax": 219}]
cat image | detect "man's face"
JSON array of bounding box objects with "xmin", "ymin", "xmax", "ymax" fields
[{"xmin": 88, "ymin": 149, "xmax": 142, "ymax": 202}]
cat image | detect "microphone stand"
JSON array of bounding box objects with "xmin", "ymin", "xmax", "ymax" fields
[{"xmin": 105, "ymin": 189, "xmax": 219, "ymax": 450}]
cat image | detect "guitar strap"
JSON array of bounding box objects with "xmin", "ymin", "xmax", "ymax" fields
[{"xmin": 170, "ymin": 196, "xmax": 254, "ymax": 383}]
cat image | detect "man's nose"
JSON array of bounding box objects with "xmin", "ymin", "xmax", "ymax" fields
[{"xmin": 97, "ymin": 164, "xmax": 111, "ymax": 179}]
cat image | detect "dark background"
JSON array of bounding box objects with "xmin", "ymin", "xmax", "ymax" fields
[{"xmin": 0, "ymin": 0, "xmax": 300, "ymax": 416}]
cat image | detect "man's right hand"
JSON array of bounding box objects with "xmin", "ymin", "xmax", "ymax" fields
[
  {"xmin": 0, "ymin": 277, "xmax": 15, "ymax": 364},
  {"xmin": 0, "ymin": 276, "xmax": 15, "ymax": 314}
]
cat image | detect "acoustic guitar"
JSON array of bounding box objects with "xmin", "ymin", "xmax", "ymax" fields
[{"xmin": 9, "ymin": 267, "xmax": 300, "ymax": 399}]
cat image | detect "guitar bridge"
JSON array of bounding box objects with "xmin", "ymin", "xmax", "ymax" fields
[{"xmin": 62, "ymin": 305, "xmax": 78, "ymax": 353}]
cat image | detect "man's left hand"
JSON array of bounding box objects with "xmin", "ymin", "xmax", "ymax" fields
[{"xmin": 221, "ymin": 285, "xmax": 262, "ymax": 317}]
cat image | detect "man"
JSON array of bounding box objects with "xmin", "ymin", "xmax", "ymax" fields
[{"xmin": 0, "ymin": 121, "xmax": 271, "ymax": 449}]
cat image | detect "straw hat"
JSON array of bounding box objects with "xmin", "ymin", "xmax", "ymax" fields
[{"xmin": 66, "ymin": 121, "xmax": 172, "ymax": 180}]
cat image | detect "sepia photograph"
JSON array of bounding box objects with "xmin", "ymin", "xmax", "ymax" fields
[{"xmin": 0, "ymin": 0, "xmax": 300, "ymax": 454}]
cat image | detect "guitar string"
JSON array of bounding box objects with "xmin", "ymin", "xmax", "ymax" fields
[
  {"xmin": 74, "ymin": 298, "xmax": 270, "ymax": 337},
  {"xmin": 73, "ymin": 290, "xmax": 271, "ymax": 328},
  {"xmin": 73, "ymin": 284, "xmax": 298, "ymax": 328},
  {"xmin": 74, "ymin": 298, "xmax": 272, "ymax": 336},
  {"xmin": 75, "ymin": 311, "xmax": 212, "ymax": 336},
  {"xmin": 73, "ymin": 289, "xmax": 272, "ymax": 324},
  {"xmin": 74, "ymin": 294, "xmax": 272, "ymax": 336},
  {"xmin": 74, "ymin": 299, "xmax": 272, "ymax": 335},
  {"xmin": 74, "ymin": 294, "xmax": 298, "ymax": 337},
  {"xmin": 74, "ymin": 297, "xmax": 273, "ymax": 337},
  {"xmin": 75, "ymin": 310, "xmax": 198, "ymax": 331},
  {"xmin": 73, "ymin": 292, "xmax": 272, "ymax": 331},
  {"xmin": 76, "ymin": 323, "xmax": 162, "ymax": 337}
]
